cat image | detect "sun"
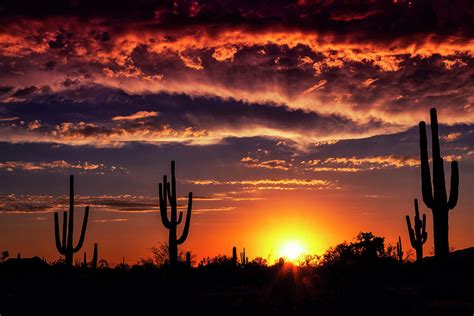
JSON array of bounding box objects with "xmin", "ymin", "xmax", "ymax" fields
[{"xmin": 279, "ymin": 241, "xmax": 305, "ymax": 262}]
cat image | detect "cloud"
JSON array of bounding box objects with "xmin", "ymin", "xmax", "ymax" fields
[
  {"xmin": 0, "ymin": 193, "xmax": 253, "ymax": 215},
  {"xmin": 92, "ymin": 218, "xmax": 128, "ymax": 223},
  {"xmin": 112, "ymin": 111, "xmax": 159, "ymax": 121},
  {"xmin": 187, "ymin": 178, "xmax": 335, "ymax": 190},
  {"xmin": 240, "ymin": 156, "xmax": 292, "ymax": 171},
  {"xmin": 0, "ymin": 10, "xmax": 473, "ymax": 136},
  {"xmin": 0, "ymin": 160, "xmax": 126, "ymax": 173},
  {"xmin": 302, "ymin": 155, "xmax": 419, "ymax": 172}
]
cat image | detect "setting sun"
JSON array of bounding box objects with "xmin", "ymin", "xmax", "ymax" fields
[{"xmin": 279, "ymin": 241, "xmax": 306, "ymax": 261}]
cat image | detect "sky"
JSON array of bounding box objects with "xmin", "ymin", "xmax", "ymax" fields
[{"xmin": 0, "ymin": 0, "xmax": 473, "ymax": 265}]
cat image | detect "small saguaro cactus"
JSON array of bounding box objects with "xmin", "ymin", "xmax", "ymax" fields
[
  {"xmin": 232, "ymin": 246, "xmax": 237, "ymax": 266},
  {"xmin": 406, "ymin": 199, "xmax": 427, "ymax": 263},
  {"xmin": 54, "ymin": 175, "xmax": 90, "ymax": 267},
  {"xmin": 92, "ymin": 243, "xmax": 98, "ymax": 270},
  {"xmin": 83, "ymin": 252, "xmax": 87, "ymax": 268},
  {"xmin": 419, "ymin": 108, "xmax": 458, "ymax": 258},
  {"xmin": 240, "ymin": 248, "xmax": 248, "ymax": 266},
  {"xmin": 396, "ymin": 237, "xmax": 403, "ymax": 264},
  {"xmin": 159, "ymin": 161, "xmax": 193, "ymax": 267}
]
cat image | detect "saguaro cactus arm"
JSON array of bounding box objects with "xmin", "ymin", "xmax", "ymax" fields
[
  {"xmin": 447, "ymin": 161, "xmax": 459, "ymax": 210},
  {"xmin": 159, "ymin": 179, "xmax": 171, "ymax": 229},
  {"xmin": 67, "ymin": 175, "xmax": 75, "ymax": 251},
  {"xmin": 54, "ymin": 212, "xmax": 66, "ymax": 254},
  {"xmin": 177, "ymin": 192, "xmax": 193, "ymax": 245},
  {"xmin": 419, "ymin": 122, "xmax": 434, "ymax": 208},
  {"xmin": 61, "ymin": 211, "xmax": 67, "ymax": 248},
  {"xmin": 177, "ymin": 211, "xmax": 183, "ymax": 225},
  {"xmin": 73, "ymin": 206, "xmax": 90, "ymax": 252},
  {"xmin": 405, "ymin": 216, "xmax": 416, "ymax": 247}
]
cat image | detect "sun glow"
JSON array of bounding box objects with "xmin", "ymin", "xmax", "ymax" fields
[{"xmin": 279, "ymin": 241, "xmax": 306, "ymax": 261}]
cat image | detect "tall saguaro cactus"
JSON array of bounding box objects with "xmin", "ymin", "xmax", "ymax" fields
[
  {"xmin": 419, "ymin": 108, "xmax": 459, "ymax": 258},
  {"xmin": 405, "ymin": 199, "xmax": 427, "ymax": 263},
  {"xmin": 159, "ymin": 161, "xmax": 193, "ymax": 266},
  {"xmin": 54, "ymin": 175, "xmax": 90, "ymax": 267}
]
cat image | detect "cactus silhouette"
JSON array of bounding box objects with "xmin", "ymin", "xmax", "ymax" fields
[
  {"xmin": 186, "ymin": 251, "xmax": 191, "ymax": 267},
  {"xmin": 240, "ymin": 248, "xmax": 248, "ymax": 265},
  {"xmin": 54, "ymin": 175, "xmax": 90, "ymax": 267},
  {"xmin": 405, "ymin": 199, "xmax": 427, "ymax": 263},
  {"xmin": 159, "ymin": 161, "xmax": 193, "ymax": 266},
  {"xmin": 396, "ymin": 237, "xmax": 403, "ymax": 264},
  {"xmin": 83, "ymin": 252, "xmax": 87, "ymax": 268},
  {"xmin": 232, "ymin": 246, "xmax": 237, "ymax": 266},
  {"xmin": 92, "ymin": 243, "xmax": 98, "ymax": 270},
  {"xmin": 419, "ymin": 108, "xmax": 459, "ymax": 258}
]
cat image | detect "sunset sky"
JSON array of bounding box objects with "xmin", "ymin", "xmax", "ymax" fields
[{"xmin": 0, "ymin": 0, "xmax": 473, "ymax": 265}]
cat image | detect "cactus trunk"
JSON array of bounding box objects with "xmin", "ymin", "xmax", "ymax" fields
[
  {"xmin": 159, "ymin": 161, "xmax": 193, "ymax": 267},
  {"xmin": 418, "ymin": 108, "xmax": 458, "ymax": 259},
  {"xmin": 433, "ymin": 209, "xmax": 449, "ymax": 258}
]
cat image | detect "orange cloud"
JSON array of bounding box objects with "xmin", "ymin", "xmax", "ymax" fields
[
  {"xmin": 188, "ymin": 178, "xmax": 334, "ymax": 188},
  {"xmin": 240, "ymin": 156, "xmax": 291, "ymax": 171},
  {"xmin": 302, "ymin": 155, "xmax": 419, "ymax": 172},
  {"xmin": 112, "ymin": 111, "xmax": 159, "ymax": 121}
]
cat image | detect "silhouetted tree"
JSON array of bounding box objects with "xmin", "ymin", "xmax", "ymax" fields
[
  {"xmin": 150, "ymin": 242, "xmax": 191, "ymax": 267},
  {"xmin": 249, "ymin": 257, "xmax": 268, "ymax": 266},
  {"xmin": 97, "ymin": 259, "xmax": 109, "ymax": 269},
  {"xmin": 0, "ymin": 250, "xmax": 9, "ymax": 263},
  {"xmin": 116, "ymin": 257, "xmax": 130, "ymax": 270},
  {"xmin": 54, "ymin": 175, "xmax": 90, "ymax": 266},
  {"xmin": 405, "ymin": 199, "xmax": 427, "ymax": 263},
  {"xmin": 419, "ymin": 108, "xmax": 459, "ymax": 258},
  {"xmin": 321, "ymin": 232, "xmax": 390, "ymax": 266},
  {"xmin": 158, "ymin": 161, "xmax": 193, "ymax": 267}
]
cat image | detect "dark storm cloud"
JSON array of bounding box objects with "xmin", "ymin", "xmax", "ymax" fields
[
  {"xmin": 0, "ymin": 87, "xmax": 392, "ymax": 146},
  {"xmin": 0, "ymin": 0, "xmax": 473, "ymax": 145},
  {"xmin": 1, "ymin": 0, "xmax": 474, "ymax": 39}
]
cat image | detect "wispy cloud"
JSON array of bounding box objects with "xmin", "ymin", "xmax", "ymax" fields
[
  {"xmin": 0, "ymin": 160, "xmax": 126, "ymax": 173},
  {"xmin": 112, "ymin": 111, "xmax": 159, "ymax": 121}
]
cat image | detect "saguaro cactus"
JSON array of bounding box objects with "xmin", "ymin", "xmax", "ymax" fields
[
  {"xmin": 396, "ymin": 237, "xmax": 403, "ymax": 264},
  {"xmin": 232, "ymin": 246, "xmax": 237, "ymax": 266},
  {"xmin": 159, "ymin": 161, "xmax": 193, "ymax": 266},
  {"xmin": 91, "ymin": 243, "xmax": 98, "ymax": 270},
  {"xmin": 54, "ymin": 175, "xmax": 90, "ymax": 267},
  {"xmin": 405, "ymin": 199, "xmax": 428, "ymax": 263},
  {"xmin": 240, "ymin": 248, "xmax": 248, "ymax": 266},
  {"xmin": 419, "ymin": 108, "xmax": 459, "ymax": 258}
]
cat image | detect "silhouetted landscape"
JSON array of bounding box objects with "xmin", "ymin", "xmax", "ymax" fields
[
  {"xmin": 1, "ymin": 108, "xmax": 473, "ymax": 315},
  {"xmin": 1, "ymin": 1, "xmax": 474, "ymax": 315}
]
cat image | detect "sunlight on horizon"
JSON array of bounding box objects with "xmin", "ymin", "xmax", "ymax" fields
[{"xmin": 279, "ymin": 240, "xmax": 306, "ymax": 262}]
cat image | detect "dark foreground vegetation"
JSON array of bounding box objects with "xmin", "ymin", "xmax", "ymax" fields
[{"xmin": 1, "ymin": 234, "xmax": 473, "ymax": 316}]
